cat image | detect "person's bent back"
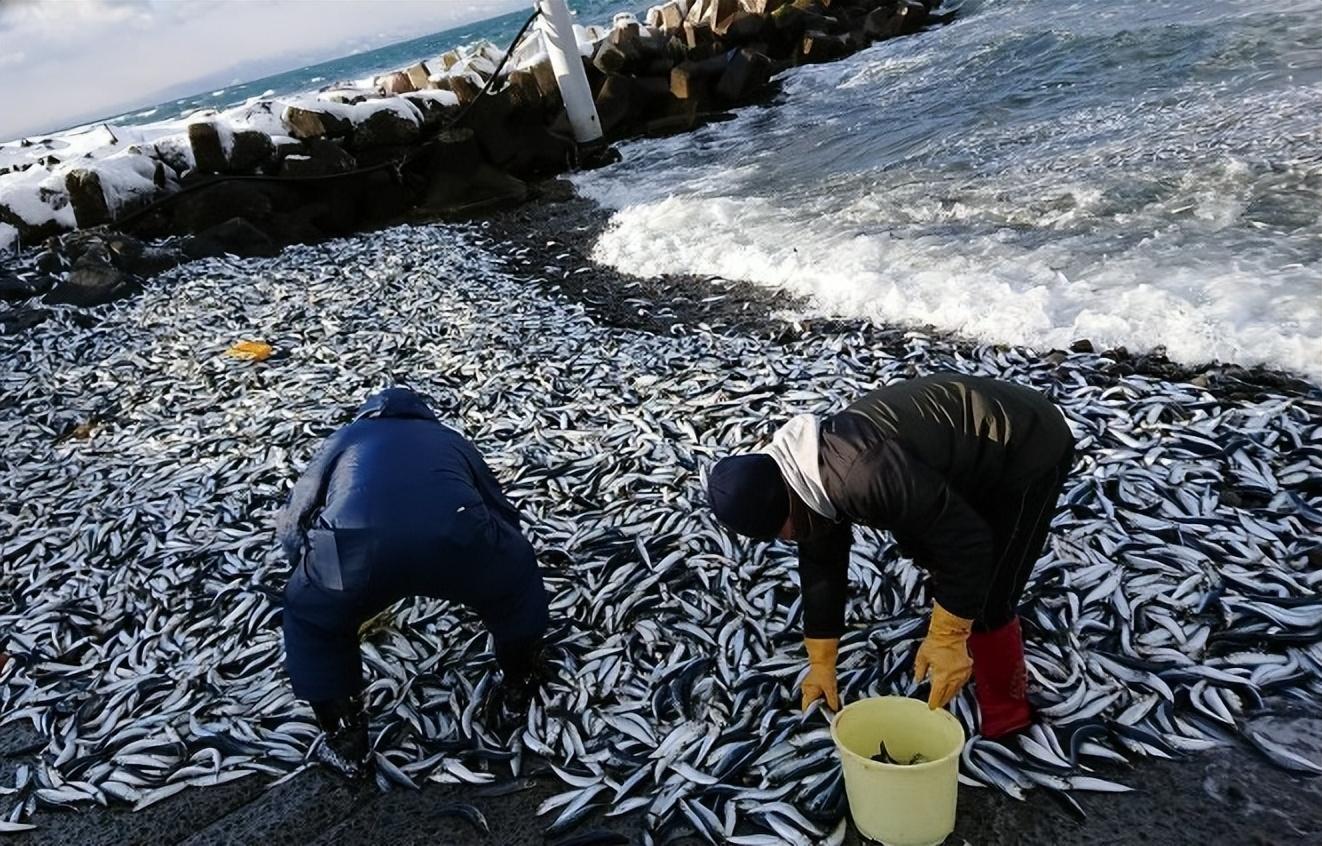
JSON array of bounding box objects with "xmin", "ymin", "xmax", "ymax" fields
[{"xmin": 276, "ymin": 387, "xmax": 549, "ymax": 777}]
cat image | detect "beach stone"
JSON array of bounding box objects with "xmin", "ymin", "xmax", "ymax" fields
[
  {"xmin": 404, "ymin": 62, "xmax": 433, "ymax": 90},
  {"xmin": 595, "ymin": 75, "xmax": 637, "ymax": 135},
  {"xmin": 34, "ymin": 249, "xmax": 65, "ymax": 275},
  {"xmin": 44, "ymin": 255, "xmax": 138, "ymax": 307},
  {"xmin": 351, "ymin": 108, "xmax": 420, "ymax": 149},
  {"xmin": 0, "ymin": 201, "xmax": 68, "ymax": 248},
  {"xmin": 1071, "ymin": 339, "xmax": 1095, "ymax": 353},
  {"xmin": 171, "ymin": 182, "xmax": 275, "ymax": 233},
  {"xmin": 594, "ymin": 43, "xmax": 631, "ymax": 75},
  {"xmin": 0, "ymin": 305, "xmax": 49, "ymax": 333},
  {"xmin": 660, "ymin": 0, "xmax": 687, "ymax": 31},
  {"xmin": 683, "ymin": 21, "xmax": 715, "ymax": 49},
  {"xmin": 0, "ymin": 271, "xmax": 52, "ymax": 302},
  {"xmin": 720, "ymin": 10, "xmax": 771, "ymax": 41},
  {"xmin": 228, "ymin": 130, "xmax": 275, "ymax": 172},
  {"xmin": 279, "ymin": 138, "xmax": 358, "ymax": 177},
  {"xmin": 421, "ymin": 161, "xmax": 527, "ymax": 217},
  {"xmin": 283, "ymin": 106, "xmax": 353, "ymax": 140},
  {"xmin": 671, "ymin": 52, "xmax": 730, "ymax": 99},
  {"xmin": 450, "ymin": 74, "xmax": 484, "ymax": 106},
  {"xmin": 182, "ymin": 217, "xmax": 279, "ymax": 260},
  {"xmin": 529, "ymin": 57, "xmax": 559, "ymax": 97},
  {"xmin": 503, "ymin": 70, "xmax": 544, "ymax": 110},
  {"xmin": 800, "ymin": 29, "xmax": 849, "ymax": 62},
  {"xmin": 188, "ymin": 122, "xmax": 228, "ymax": 174},
  {"xmin": 377, "ymin": 71, "xmax": 416, "ymax": 95},
  {"xmin": 717, "ymin": 48, "xmax": 772, "ymax": 101},
  {"xmin": 403, "ymin": 94, "xmax": 459, "ymax": 130},
  {"xmin": 64, "ymin": 168, "xmax": 112, "ymax": 228}
]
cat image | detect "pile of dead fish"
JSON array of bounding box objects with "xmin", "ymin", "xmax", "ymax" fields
[{"xmin": 1, "ymin": 224, "xmax": 1320, "ymax": 842}]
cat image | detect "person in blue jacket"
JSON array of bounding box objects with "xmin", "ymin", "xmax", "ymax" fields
[{"xmin": 276, "ymin": 387, "xmax": 550, "ymax": 778}]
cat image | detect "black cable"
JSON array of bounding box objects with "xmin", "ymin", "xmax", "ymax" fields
[{"xmin": 442, "ymin": 8, "xmax": 543, "ymax": 131}]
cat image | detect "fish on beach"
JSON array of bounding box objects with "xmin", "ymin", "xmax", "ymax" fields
[{"xmin": 0, "ymin": 224, "xmax": 1319, "ymax": 841}]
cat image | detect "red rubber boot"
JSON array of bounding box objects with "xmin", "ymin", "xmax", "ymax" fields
[{"xmin": 967, "ymin": 616, "xmax": 1032, "ymax": 739}]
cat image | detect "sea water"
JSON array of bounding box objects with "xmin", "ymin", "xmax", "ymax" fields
[{"xmin": 573, "ymin": 0, "xmax": 1322, "ymax": 380}]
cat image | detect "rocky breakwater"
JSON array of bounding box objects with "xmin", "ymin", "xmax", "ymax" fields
[{"xmin": 0, "ymin": 0, "xmax": 951, "ymax": 319}]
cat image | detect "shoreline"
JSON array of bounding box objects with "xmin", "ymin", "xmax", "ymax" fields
[{"xmin": 476, "ymin": 187, "xmax": 1322, "ymax": 400}]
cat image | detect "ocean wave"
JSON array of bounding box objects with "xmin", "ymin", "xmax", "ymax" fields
[{"xmin": 574, "ymin": 0, "xmax": 1322, "ymax": 380}]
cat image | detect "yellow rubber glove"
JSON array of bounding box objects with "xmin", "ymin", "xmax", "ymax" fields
[
  {"xmin": 913, "ymin": 602, "xmax": 974, "ymax": 710},
  {"xmin": 801, "ymin": 637, "xmax": 841, "ymax": 711}
]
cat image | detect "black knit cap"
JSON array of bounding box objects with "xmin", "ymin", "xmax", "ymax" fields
[{"xmin": 707, "ymin": 454, "xmax": 789, "ymax": 540}]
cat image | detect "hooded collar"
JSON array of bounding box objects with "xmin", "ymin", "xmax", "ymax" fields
[
  {"xmin": 353, "ymin": 387, "xmax": 439, "ymax": 423},
  {"xmin": 760, "ymin": 414, "xmax": 837, "ymax": 521}
]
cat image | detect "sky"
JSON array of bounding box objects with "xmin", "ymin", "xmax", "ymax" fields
[{"xmin": 0, "ymin": 0, "xmax": 528, "ymax": 140}]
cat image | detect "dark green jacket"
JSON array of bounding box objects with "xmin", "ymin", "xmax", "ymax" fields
[{"xmin": 800, "ymin": 373, "xmax": 1074, "ymax": 633}]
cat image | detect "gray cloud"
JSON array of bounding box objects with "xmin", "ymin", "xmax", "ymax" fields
[{"xmin": 0, "ymin": 0, "xmax": 524, "ymax": 139}]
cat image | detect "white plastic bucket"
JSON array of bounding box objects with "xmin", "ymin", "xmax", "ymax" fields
[{"xmin": 831, "ymin": 696, "xmax": 966, "ymax": 846}]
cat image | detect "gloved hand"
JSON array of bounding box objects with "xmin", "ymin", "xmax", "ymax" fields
[
  {"xmin": 311, "ymin": 696, "xmax": 369, "ymax": 780},
  {"xmin": 914, "ymin": 602, "xmax": 974, "ymax": 710},
  {"xmin": 801, "ymin": 637, "xmax": 841, "ymax": 711}
]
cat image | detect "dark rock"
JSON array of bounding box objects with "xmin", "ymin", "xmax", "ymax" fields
[
  {"xmin": 34, "ymin": 249, "xmax": 65, "ymax": 274},
  {"xmin": 126, "ymin": 247, "xmax": 186, "ymax": 277},
  {"xmin": 420, "ymin": 159, "xmax": 527, "ymax": 218},
  {"xmin": 801, "ymin": 30, "xmax": 850, "ymax": 62},
  {"xmin": 105, "ymin": 235, "xmax": 144, "ymax": 269},
  {"xmin": 171, "ymin": 182, "xmax": 276, "ymax": 233},
  {"xmin": 403, "ymin": 94, "xmax": 459, "ymax": 130},
  {"xmin": 0, "ymin": 306, "xmax": 50, "ymax": 333},
  {"xmin": 44, "ymin": 257, "xmax": 139, "ymax": 307},
  {"xmin": 228, "ymin": 130, "xmax": 275, "ymax": 172},
  {"xmin": 716, "ymin": 48, "xmax": 773, "ymax": 102},
  {"xmin": 188, "ymin": 122, "xmax": 228, "ymax": 174},
  {"xmin": 535, "ymin": 178, "xmax": 577, "ymax": 203},
  {"xmin": 0, "ymin": 271, "xmax": 53, "ymax": 301},
  {"xmin": 594, "ymin": 43, "xmax": 631, "ymax": 75},
  {"xmin": 64, "ymin": 168, "xmax": 112, "ymax": 227},
  {"xmin": 283, "ymin": 106, "xmax": 353, "ymax": 140},
  {"xmin": 671, "ymin": 53, "xmax": 730, "ymax": 100},
  {"xmin": 278, "ymin": 139, "xmax": 357, "ymax": 178},
  {"xmin": 182, "ymin": 217, "xmax": 279, "ymax": 260},
  {"xmin": 722, "ymin": 11, "xmax": 772, "ymax": 42},
  {"xmin": 503, "ymin": 70, "xmax": 544, "ymax": 110},
  {"xmin": 426, "ymin": 128, "xmax": 485, "ymax": 179},
  {"xmin": 1070, "ymin": 338, "xmax": 1095, "ymax": 353},
  {"xmin": 595, "ymin": 75, "xmax": 637, "ymax": 135},
  {"xmin": 684, "ymin": 22, "xmax": 715, "ymax": 49},
  {"xmin": 351, "ymin": 108, "xmax": 421, "ymax": 149},
  {"xmin": 528, "ymin": 58, "xmax": 559, "ymax": 97},
  {"xmin": 897, "ymin": 0, "xmax": 930, "ymax": 34}
]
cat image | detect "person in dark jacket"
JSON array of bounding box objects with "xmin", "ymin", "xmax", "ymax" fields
[
  {"xmin": 706, "ymin": 373, "xmax": 1074, "ymax": 738},
  {"xmin": 276, "ymin": 387, "xmax": 551, "ymax": 777}
]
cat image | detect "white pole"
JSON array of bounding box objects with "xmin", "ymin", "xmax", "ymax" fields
[{"xmin": 535, "ymin": 0, "xmax": 603, "ymax": 144}]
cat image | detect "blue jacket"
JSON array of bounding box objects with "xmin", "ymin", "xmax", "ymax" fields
[{"xmin": 277, "ymin": 388, "xmax": 548, "ymax": 701}]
